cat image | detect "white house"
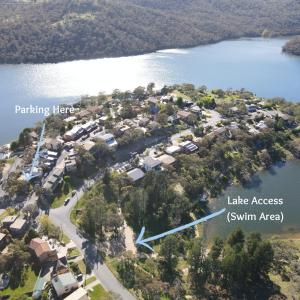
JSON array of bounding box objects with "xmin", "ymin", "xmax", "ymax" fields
[
  {"xmin": 52, "ymin": 272, "xmax": 78, "ymax": 298},
  {"xmin": 143, "ymin": 156, "xmax": 162, "ymax": 172}
]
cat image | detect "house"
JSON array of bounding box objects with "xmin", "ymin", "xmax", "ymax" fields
[
  {"xmin": 177, "ymin": 110, "xmax": 192, "ymax": 121},
  {"xmin": 127, "ymin": 168, "xmax": 145, "ymax": 182},
  {"xmin": 52, "ymin": 272, "xmax": 78, "ymax": 298},
  {"xmin": 143, "ymin": 156, "xmax": 162, "ymax": 172},
  {"xmin": 157, "ymin": 154, "xmax": 176, "ymax": 166},
  {"xmin": 97, "ymin": 133, "xmax": 118, "ymax": 148},
  {"xmin": 65, "ymin": 159, "xmax": 77, "ymax": 173},
  {"xmin": 2, "ymin": 215, "xmax": 17, "ymax": 227},
  {"xmin": 29, "ymin": 238, "xmax": 58, "ymax": 263},
  {"xmin": 167, "ymin": 115, "xmax": 180, "ymax": 125},
  {"xmin": 9, "ymin": 218, "xmax": 27, "ymax": 236},
  {"xmin": 81, "ymin": 120, "xmax": 97, "ymax": 133},
  {"xmin": 47, "ymin": 150, "xmax": 59, "ymax": 159},
  {"xmin": 148, "ymin": 97, "xmax": 159, "ymax": 114},
  {"xmin": 161, "ymin": 95, "xmax": 172, "ymax": 102},
  {"xmin": 64, "ymin": 116, "xmax": 77, "ymax": 123},
  {"xmin": 64, "ymin": 126, "xmax": 85, "ymax": 141},
  {"xmin": 256, "ymin": 120, "xmax": 268, "ymax": 130},
  {"xmin": 64, "ymin": 287, "xmax": 89, "ymax": 300},
  {"xmin": 183, "ymin": 99, "xmax": 194, "ymax": 107},
  {"xmin": 45, "ymin": 138, "xmax": 64, "ymax": 151},
  {"xmin": 247, "ymin": 104, "xmax": 257, "ymax": 113},
  {"xmin": 43, "ymin": 167, "xmax": 64, "ymax": 192},
  {"xmin": 179, "ymin": 141, "xmax": 198, "ymax": 153},
  {"xmin": 165, "ymin": 145, "xmax": 181, "ymax": 155},
  {"xmin": 76, "ymin": 110, "xmax": 91, "ymax": 120},
  {"xmin": 190, "ymin": 105, "xmax": 202, "ymax": 115},
  {"xmin": 99, "ymin": 115, "xmax": 109, "ymax": 125}
]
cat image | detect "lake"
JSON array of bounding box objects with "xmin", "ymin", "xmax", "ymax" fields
[
  {"xmin": 1, "ymin": 37, "xmax": 300, "ymax": 144},
  {"xmin": 205, "ymin": 160, "xmax": 300, "ymax": 240}
]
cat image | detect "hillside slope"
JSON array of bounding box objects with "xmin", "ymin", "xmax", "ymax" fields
[{"xmin": 0, "ymin": 0, "xmax": 300, "ymax": 63}]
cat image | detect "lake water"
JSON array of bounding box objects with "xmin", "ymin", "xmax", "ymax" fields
[
  {"xmin": 205, "ymin": 160, "xmax": 300, "ymax": 239},
  {"xmin": 1, "ymin": 37, "xmax": 300, "ymax": 144}
]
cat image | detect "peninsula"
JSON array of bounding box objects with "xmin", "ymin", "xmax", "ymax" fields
[
  {"xmin": 0, "ymin": 84, "xmax": 300, "ymax": 299},
  {"xmin": 283, "ymin": 36, "xmax": 300, "ymax": 56}
]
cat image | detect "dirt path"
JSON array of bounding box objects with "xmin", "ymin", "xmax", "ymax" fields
[{"xmin": 124, "ymin": 220, "xmax": 137, "ymax": 255}]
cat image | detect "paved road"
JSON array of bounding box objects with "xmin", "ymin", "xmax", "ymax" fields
[
  {"xmin": 47, "ymin": 132, "xmax": 174, "ymax": 299},
  {"xmin": 49, "ymin": 180, "xmax": 136, "ymax": 300}
]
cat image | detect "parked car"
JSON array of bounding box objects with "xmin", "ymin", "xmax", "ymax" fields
[{"xmin": 64, "ymin": 198, "xmax": 70, "ymax": 205}]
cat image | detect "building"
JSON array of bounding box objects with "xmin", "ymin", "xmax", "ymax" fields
[
  {"xmin": 29, "ymin": 238, "xmax": 58, "ymax": 263},
  {"xmin": 43, "ymin": 167, "xmax": 65, "ymax": 192},
  {"xmin": 9, "ymin": 218, "xmax": 27, "ymax": 236},
  {"xmin": 127, "ymin": 168, "xmax": 145, "ymax": 182},
  {"xmin": 165, "ymin": 145, "xmax": 181, "ymax": 155},
  {"xmin": 167, "ymin": 115, "xmax": 180, "ymax": 125},
  {"xmin": 148, "ymin": 97, "xmax": 159, "ymax": 114},
  {"xmin": 177, "ymin": 110, "xmax": 192, "ymax": 121},
  {"xmin": 247, "ymin": 104, "xmax": 257, "ymax": 113},
  {"xmin": 47, "ymin": 150, "xmax": 59, "ymax": 159},
  {"xmin": 157, "ymin": 154, "xmax": 176, "ymax": 166},
  {"xmin": 97, "ymin": 133, "xmax": 118, "ymax": 148},
  {"xmin": 179, "ymin": 141, "xmax": 198, "ymax": 153},
  {"xmin": 190, "ymin": 105, "xmax": 202, "ymax": 115},
  {"xmin": 64, "ymin": 126, "xmax": 85, "ymax": 141},
  {"xmin": 64, "ymin": 287, "xmax": 89, "ymax": 300},
  {"xmin": 143, "ymin": 156, "xmax": 162, "ymax": 172},
  {"xmin": 64, "ymin": 116, "xmax": 77, "ymax": 123},
  {"xmin": 45, "ymin": 137, "xmax": 64, "ymax": 151},
  {"xmin": 65, "ymin": 159, "xmax": 77, "ymax": 173},
  {"xmin": 52, "ymin": 272, "xmax": 78, "ymax": 298},
  {"xmin": 81, "ymin": 120, "xmax": 97, "ymax": 133},
  {"xmin": 2, "ymin": 215, "xmax": 17, "ymax": 227}
]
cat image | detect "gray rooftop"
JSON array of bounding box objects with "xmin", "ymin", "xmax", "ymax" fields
[{"xmin": 127, "ymin": 168, "xmax": 145, "ymax": 182}]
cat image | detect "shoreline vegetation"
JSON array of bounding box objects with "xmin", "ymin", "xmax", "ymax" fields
[
  {"xmin": 1, "ymin": 0, "xmax": 300, "ymax": 64},
  {"xmin": 282, "ymin": 36, "xmax": 300, "ymax": 56}
]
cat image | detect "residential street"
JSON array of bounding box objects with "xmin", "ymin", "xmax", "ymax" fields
[{"xmin": 49, "ymin": 182, "xmax": 136, "ymax": 300}]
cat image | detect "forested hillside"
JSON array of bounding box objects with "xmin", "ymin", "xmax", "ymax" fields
[
  {"xmin": 283, "ymin": 36, "xmax": 300, "ymax": 56},
  {"xmin": 1, "ymin": 0, "xmax": 300, "ymax": 63}
]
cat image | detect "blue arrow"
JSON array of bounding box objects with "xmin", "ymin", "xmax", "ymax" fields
[{"xmin": 136, "ymin": 208, "xmax": 226, "ymax": 251}]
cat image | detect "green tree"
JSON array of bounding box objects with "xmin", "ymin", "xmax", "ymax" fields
[
  {"xmin": 176, "ymin": 97, "xmax": 184, "ymax": 108},
  {"xmin": 117, "ymin": 257, "xmax": 135, "ymax": 288},
  {"xmin": 159, "ymin": 235, "xmax": 179, "ymax": 281},
  {"xmin": 188, "ymin": 238, "xmax": 209, "ymax": 294}
]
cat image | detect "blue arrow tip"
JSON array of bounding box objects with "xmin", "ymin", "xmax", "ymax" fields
[{"xmin": 135, "ymin": 226, "xmax": 154, "ymax": 252}]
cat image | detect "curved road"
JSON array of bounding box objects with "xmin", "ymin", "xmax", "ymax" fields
[{"xmin": 49, "ymin": 182, "xmax": 135, "ymax": 300}]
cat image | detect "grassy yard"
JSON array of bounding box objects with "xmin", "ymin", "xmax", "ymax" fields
[
  {"xmin": 77, "ymin": 259, "xmax": 91, "ymax": 275},
  {"xmin": 61, "ymin": 233, "xmax": 70, "ymax": 244},
  {"xmin": 0, "ymin": 207, "xmax": 17, "ymax": 221},
  {"xmin": 67, "ymin": 247, "xmax": 81, "ymax": 258},
  {"xmin": 84, "ymin": 275, "xmax": 97, "ymax": 286},
  {"xmin": 0, "ymin": 267, "xmax": 38, "ymax": 297},
  {"xmin": 51, "ymin": 176, "xmax": 83, "ymax": 208},
  {"xmin": 88, "ymin": 284, "xmax": 112, "ymax": 300}
]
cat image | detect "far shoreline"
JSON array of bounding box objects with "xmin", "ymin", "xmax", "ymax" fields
[{"xmin": 0, "ymin": 34, "xmax": 297, "ymax": 66}]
